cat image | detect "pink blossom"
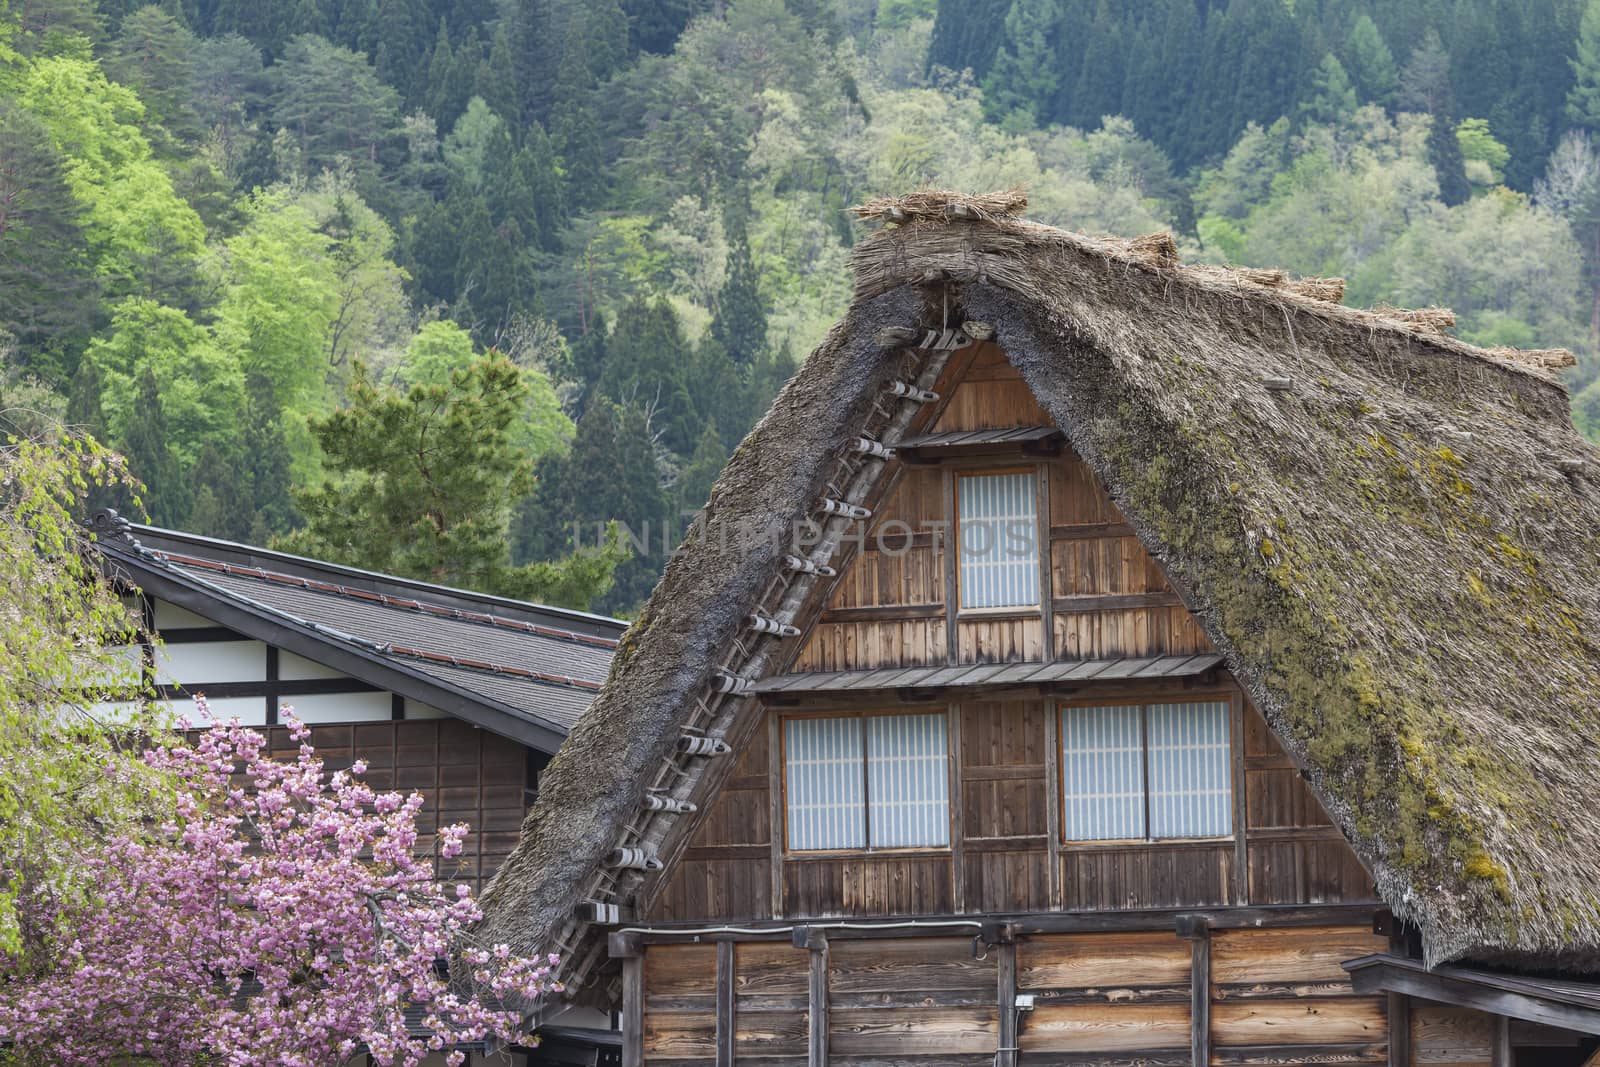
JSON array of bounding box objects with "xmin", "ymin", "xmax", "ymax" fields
[{"xmin": 0, "ymin": 701, "xmax": 557, "ymax": 1065}]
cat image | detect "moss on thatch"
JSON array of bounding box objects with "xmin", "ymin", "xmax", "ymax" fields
[{"xmin": 480, "ymin": 190, "xmax": 1600, "ymax": 978}]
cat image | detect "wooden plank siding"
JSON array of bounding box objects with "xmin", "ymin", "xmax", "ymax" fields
[
  {"xmin": 791, "ymin": 348, "xmax": 1213, "ymax": 675},
  {"xmin": 642, "ymin": 691, "xmax": 1377, "ymax": 924},
  {"xmin": 637, "ymin": 924, "xmax": 1391, "ymax": 1065},
  {"xmin": 264, "ymin": 718, "xmax": 527, "ymax": 892}
]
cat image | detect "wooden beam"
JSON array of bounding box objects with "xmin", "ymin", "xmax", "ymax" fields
[
  {"xmin": 1182, "ymin": 917, "xmax": 1212, "ymax": 1067},
  {"xmin": 621, "ymin": 954, "xmax": 643, "ymax": 1067},
  {"xmin": 1051, "ymin": 592, "xmax": 1184, "ymax": 613},
  {"xmin": 1035, "ymin": 465, "xmax": 1054, "ymax": 664},
  {"xmin": 948, "ymin": 704, "xmax": 965, "ymax": 913},
  {"xmin": 716, "ymin": 939, "xmax": 735, "ymax": 1067},
  {"xmin": 997, "ymin": 938, "xmax": 1019, "ymax": 1067},
  {"xmin": 1043, "ymin": 706, "xmax": 1063, "ymax": 910}
]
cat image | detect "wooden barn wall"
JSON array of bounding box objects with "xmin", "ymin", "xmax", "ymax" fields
[
  {"xmin": 644, "ymin": 695, "xmax": 1376, "ymax": 923},
  {"xmin": 636, "ymin": 924, "xmax": 1389, "ymax": 1066},
  {"xmin": 264, "ymin": 719, "xmax": 528, "ymax": 892},
  {"xmin": 791, "ymin": 345, "xmax": 1214, "ymax": 674}
]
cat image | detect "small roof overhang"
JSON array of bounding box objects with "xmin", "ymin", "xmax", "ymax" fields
[
  {"xmin": 1344, "ymin": 954, "xmax": 1600, "ymax": 1035},
  {"xmin": 755, "ymin": 654, "xmax": 1225, "ymax": 695}
]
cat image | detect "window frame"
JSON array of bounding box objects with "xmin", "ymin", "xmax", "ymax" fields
[
  {"xmin": 1056, "ymin": 697, "xmax": 1239, "ymax": 845},
  {"xmin": 953, "ymin": 466, "xmax": 1045, "ymax": 616},
  {"xmin": 778, "ymin": 708, "xmax": 954, "ymax": 856}
]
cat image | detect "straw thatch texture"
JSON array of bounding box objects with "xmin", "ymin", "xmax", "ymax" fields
[{"xmin": 481, "ymin": 193, "xmax": 1600, "ymax": 978}]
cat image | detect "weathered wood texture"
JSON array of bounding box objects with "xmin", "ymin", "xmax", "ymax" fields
[
  {"xmin": 268, "ymin": 718, "xmax": 526, "ymax": 891},
  {"xmin": 643, "ymin": 692, "xmax": 1378, "ymax": 922},
  {"xmin": 1243, "ymin": 705, "xmax": 1378, "ymax": 904},
  {"xmin": 639, "ymin": 924, "xmax": 1395, "ymax": 1066},
  {"xmin": 791, "ymin": 346, "xmax": 1213, "ymax": 674}
]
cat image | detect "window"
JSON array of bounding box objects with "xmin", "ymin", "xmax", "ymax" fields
[
  {"xmin": 783, "ymin": 712, "xmax": 949, "ymax": 851},
  {"xmin": 956, "ymin": 471, "xmax": 1040, "ymax": 610},
  {"xmin": 1060, "ymin": 701, "xmax": 1232, "ymax": 841}
]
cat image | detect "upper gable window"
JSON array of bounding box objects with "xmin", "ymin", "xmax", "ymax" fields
[
  {"xmin": 1060, "ymin": 700, "xmax": 1233, "ymax": 842},
  {"xmin": 956, "ymin": 471, "xmax": 1039, "ymax": 610},
  {"xmin": 783, "ymin": 712, "xmax": 949, "ymax": 851}
]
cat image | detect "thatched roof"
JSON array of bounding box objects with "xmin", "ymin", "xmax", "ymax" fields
[{"xmin": 480, "ymin": 190, "xmax": 1600, "ymax": 981}]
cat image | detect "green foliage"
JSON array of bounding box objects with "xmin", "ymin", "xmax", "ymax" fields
[
  {"xmin": 0, "ymin": 100, "xmax": 99, "ymax": 362},
  {"xmin": 281, "ymin": 355, "xmax": 620, "ymax": 608},
  {"xmin": 119, "ymin": 364, "xmax": 189, "ymax": 522},
  {"xmin": 0, "ymin": 432, "xmax": 173, "ymax": 959},
  {"xmin": 1457, "ymin": 117, "xmax": 1511, "ymax": 187},
  {"xmin": 1570, "ymin": 0, "xmax": 1600, "ymax": 130},
  {"xmin": 269, "ymin": 34, "xmax": 400, "ymax": 180},
  {"xmin": 18, "ymin": 56, "xmax": 205, "ymax": 300}
]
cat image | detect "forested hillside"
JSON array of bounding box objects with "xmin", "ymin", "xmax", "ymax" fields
[{"xmin": 3, "ymin": 0, "xmax": 1598, "ymax": 615}]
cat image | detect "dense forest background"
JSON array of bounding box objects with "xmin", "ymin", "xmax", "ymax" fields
[{"xmin": 3, "ymin": 0, "xmax": 1600, "ymax": 615}]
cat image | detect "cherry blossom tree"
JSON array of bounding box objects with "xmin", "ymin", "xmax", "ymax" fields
[{"xmin": 0, "ymin": 702, "xmax": 557, "ymax": 1066}]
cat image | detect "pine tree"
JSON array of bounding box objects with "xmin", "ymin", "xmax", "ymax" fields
[
  {"xmin": 1343, "ymin": 14, "xmax": 1397, "ymax": 105},
  {"xmin": 279, "ymin": 356, "xmax": 622, "ymax": 607},
  {"xmin": 516, "ymin": 396, "xmax": 667, "ymax": 614},
  {"xmin": 120, "ymin": 367, "xmax": 189, "ymax": 525},
  {"xmin": 241, "ymin": 373, "xmax": 295, "ymax": 536},
  {"xmin": 65, "ymin": 358, "xmax": 108, "ymax": 441},
  {"xmin": 979, "ymin": 0, "xmax": 1063, "ymax": 125},
  {"xmin": 1571, "ymin": 0, "xmax": 1600, "ymax": 130},
  {"xmin": 598, "ymin": 297, "xmax": 698, "ymax": 455},
  {"xmin": 1299, "ymin": 53, "xmax": 1358, "ymax": 127},
  {"xmin": 1402, "ymin": 31, "xmax": 1472, "ymax": 205},
  {"xmin": 709, "ymin": 214, "xmax": 767, "ymax": 367},
  {"xmin": 676, "ymin": 418, "xmax": 727, "ymax": 514},
  {"xmin": 185, "ymin": 440, "xmax": 253, "ymax": 539}
]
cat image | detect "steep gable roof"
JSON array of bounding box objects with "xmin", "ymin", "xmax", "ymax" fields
[
  {"xmin": 479, "ymin": 191, "xmax": 1600, "ymax": 981},
  {"xmin": 92, "ymin": 515, "xmax": 624, "ymax": 751}
]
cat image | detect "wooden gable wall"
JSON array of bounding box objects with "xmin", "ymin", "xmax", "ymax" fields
[{"xmin": 791, "ymin": 342, "xmax": 1211, "ymax": 673}]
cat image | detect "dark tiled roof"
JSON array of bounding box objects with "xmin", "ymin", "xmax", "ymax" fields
[{"xmin": 92, "ymin": 519, "xmax": 625, "ymax": 747}]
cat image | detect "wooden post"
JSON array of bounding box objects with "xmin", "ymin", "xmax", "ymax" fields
[
  {"xmin": 1043, "ymin": 708, "xmax": 1063, "ymax": 911},
  {"xmin": 948, "ymin": 705, "xmax": 965, "ymax": 913},
  {"xmin": 942, "ymin": 468, "xmax": 959, "ymax": 663},
  {"xmin": 716, "ymin": 939, "xmax": 735, "ymax": 1066},
  {"xmin": 1388, "ymin": 993, "xmax": 1412, "ymax": 1067},
  {"xmin": 996, "ymin": 937, "xmax": 1019, "ymax": 1067},
  {"xmin": 1035, "ymin": 466, "xmax": 1053, "ymax": 663},
  {"xmin": 1492, "ymin": 1014, "xmax": 1511, "ymax": 1067},
  {"xmin": 1179, "ymin": 916, "xmax": 1211, "ymax": 1067},
  {"xmin": 611, "ymin": 932, "xmax": 643, "ymax": 1067},
  {"xmin": 794, "ymin": 927, "xmax": 829, "ymax": 1065},
  {"xmin": 768, "ymin": 711, "xmax": 784, "ymax": 918}
]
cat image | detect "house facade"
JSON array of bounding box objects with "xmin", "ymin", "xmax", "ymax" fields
[{"xmin": 479, "ymin": 191, "xmax": 1600, "ymax": 1067}]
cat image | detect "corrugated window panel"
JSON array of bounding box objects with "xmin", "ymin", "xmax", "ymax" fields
[
  {"xmin": 784, "ymin": 716, "xmax": 865, "ymax": 850},
  {"xmin": 1060, "ymin": 705, "xmax": 1146, "ymax": 841},
  {"xmin": 866, "ymin": 713, "xmax": 949, "ymax": 848},
  {"xmin": 958, "ymin": 472, "xmax": 1040, "ymax": 609},
  {"xmin": 1147, "ymin": 700, "xmax": 1232, "ymax": 839}
]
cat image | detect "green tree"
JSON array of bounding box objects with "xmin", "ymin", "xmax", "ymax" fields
[
  {"xmin": 105, "ymin": 6, "xmax": 200, "ymax": 146},
  {"xmin": 1299, "ymin": 53, "xmax": 1358, "ymax": 128},
  {"xmin": 280, "ymin": 355, "xmax": 622, "ymax": 608},
  {"xmin": 0, "ymin": 100, "xmax": 99, "ymax": 364},
  {"xmin": 979, "ymin": 0, "xmax": 1061, "ymax": 126},
  {"xmin": 1457, "ymin": 117, "xmax": 1510, "ymax": 187},
  {"xmin": 517, "ymin": 395, "xmax": 667, "ymax": 614},
  {"xmin": 0, "ymin": 431, "xmax": 171, "ymax": 959},
  {"xmin": 676, "ymin": 417, "xmax": 727, "ymax": 513},
  {"xmin": 18, "ymin": 56, "xmax": 206, "ymax": 303},
  {"xmin": 597, "ymin": 295, "xmax": 697, "ymax": 454},
  {"xmin": 120, "ymin": 365, "xmax": 190, "ymax": 523},
  {"xmin": 269, "ymin": 34, "xmax": 400, "ymax": 177},
  {"xmin": 88, "ymin": 297, "xmax": 245, "ymax": 464},
  {"xmin": 708, "ymin": 213, "xmax": 767, "ymax": 366},
  {"xmin": 1569, "ymin": 0, "xmax": 1600, "ymax": 130},
  {"xmin": 1344, "ymin": 14, "xmax": 1397, "ymax": 105}
]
